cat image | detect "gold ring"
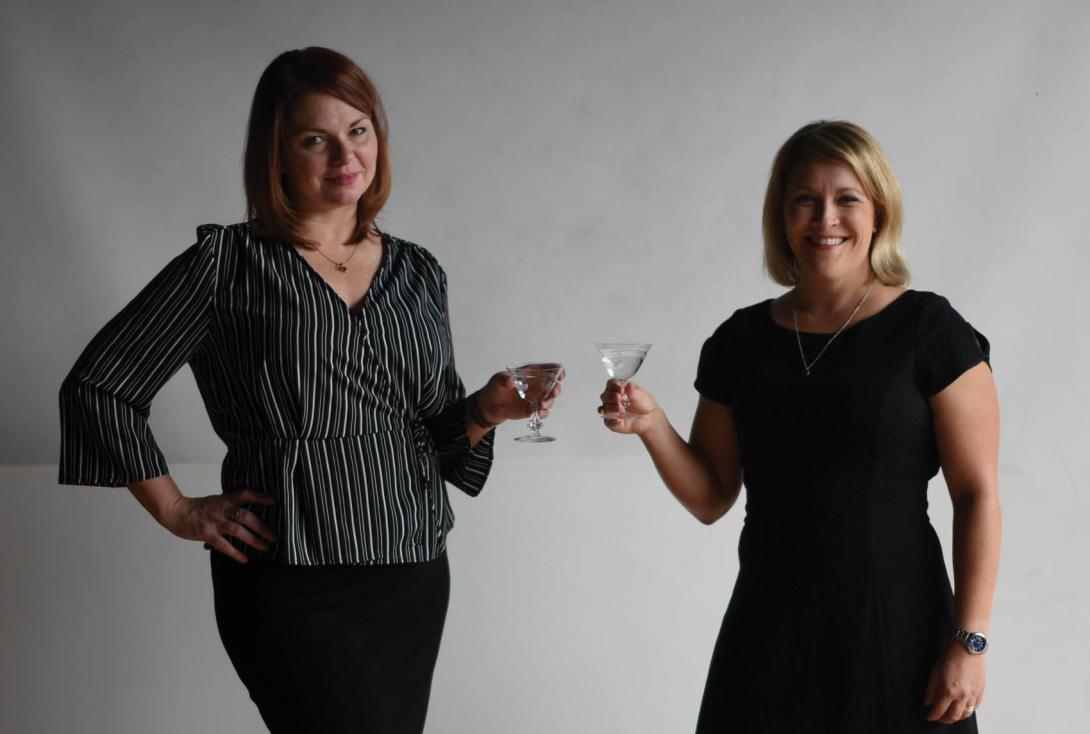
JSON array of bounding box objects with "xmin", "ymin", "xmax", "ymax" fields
[{"xmin": 965, "ymin": 704, "xmax": 975, "ymax": 713}]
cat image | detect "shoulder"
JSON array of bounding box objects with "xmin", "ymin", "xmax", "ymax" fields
[
  {"xmin": 908, "ymin": 289, "xmax": 953, "ymax": 312},
  {"xmin": 186, "ymin": 223, "xmax": 285, "ymax": 294},
  {"xmin": 190, "ymin": 222, "xmax": 256, "ymax": 261},
  {"xmin": 706, "ymin": 299, "xmax": 773, "ymax": 344},
  {"xmin": 383, "ymin": 232, "xmax": 447, "ymax": 285},
  {"xmin": 696, "ymin": 300, "xmax": 770, "ymax": 402},
  {"xmin": 385, "ymin": 232, "xmax": 442, "ymax": 269},
  {"xmin": 907, "ymin": 289, "xmax": 976, "ymax": 332},
  {"xmin": 698, "ymin": 299, "xmax": 772, "ymax": 366},
  {"xmin": 909, "ymin": 289, "xmax": 991, "ymax": 393},
  {"xmin": 192, "ymin": 221, "xmax": 294, "ymax": 266},
  {"xmin": 194, "ymin": 221, "xmax": 272, "ymax": 252},
  {"xmin": 195, "ymin": 221, "xmax": 252, "ymax": 243}
]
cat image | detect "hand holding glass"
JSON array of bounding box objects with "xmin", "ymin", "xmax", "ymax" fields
[
  {"xmin": 507, "ymin": 362, "xmax": 564, "ymax": 442},
  {"xmin": 596, "ymin": 342, "xmax": 651, "ymax": 418}
]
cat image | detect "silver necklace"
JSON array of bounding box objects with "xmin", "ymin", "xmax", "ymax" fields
[
  {"xmin": 792, "ymin": 283, "xmax": 874, "ymax": 377},
  {"xmin": 314, "ymin": 241, "xmax": 361, "ymax": 273}
]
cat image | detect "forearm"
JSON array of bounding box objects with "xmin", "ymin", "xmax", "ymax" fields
[
  {"xmin": 465, "ymin": 418, "xmax": 491, "ymax": 448},
  {"xmin": 950, "ymin": 489, "xmax": 1002, "ymax": 632},
  {"xmin": 464, "ymin": 392, "xmax": 492, "ymax": 448},
  {"xmin": 127, "ymin": 474, "xmax": 184, "ymax": 528},
  {"xmin": 639, "ymin": 411, "xmax": 739, "ymax": 524}
]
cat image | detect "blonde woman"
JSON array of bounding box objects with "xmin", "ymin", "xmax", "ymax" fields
[{"xmin": 600, "ymin": 121, "xmax": 999, "ymax": 732}]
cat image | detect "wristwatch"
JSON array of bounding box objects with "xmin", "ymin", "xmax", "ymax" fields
[{"xmin": 952, "ymin": 627, "xmax": 988, "ymax": 655}]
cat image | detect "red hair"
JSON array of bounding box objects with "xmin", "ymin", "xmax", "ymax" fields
[{"xmin": 244, "ymin": 47, "xmax": 391, "ymax": 247}]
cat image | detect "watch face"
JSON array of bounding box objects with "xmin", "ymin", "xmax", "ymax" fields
[{"xmin": 967, "ymin": 634, "xmax": 987, "ymax": 653}]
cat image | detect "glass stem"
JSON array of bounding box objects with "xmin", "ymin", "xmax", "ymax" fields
[
  {"xmin": 527, "ymin": 404, "xmax": 542, "ymax": 435},
  {"xmin": 618, "ymin": 379, "xmax": 630, "ymax": 413}
]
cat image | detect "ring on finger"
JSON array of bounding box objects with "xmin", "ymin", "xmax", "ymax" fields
[{"xmin": 228, "ymin": 507, "xmax": 243, "ymax": 523}]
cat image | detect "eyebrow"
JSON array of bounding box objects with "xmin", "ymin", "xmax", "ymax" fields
[
  {"xmin": 295, "ymin": 117, "xmax": 370, "ymax": 135},
  {"xmin": 789, "ymin": 185, "xmax": 866, "ymax": 195}
]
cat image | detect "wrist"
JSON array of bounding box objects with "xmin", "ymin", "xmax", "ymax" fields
[
  {"xmin": 636, "ymin": 407, "xmax": 669, "ymax": 441},
  {"xmin": 467, "ymin": 391, "xmax": 500, "ymax": 430},
  {"xmin": 951, "ymin": 626, "xmax": 989, "ymax": 655},
  {"xmin": 127, "ymin": 475, "xmax": 185, "ymax": 527}
]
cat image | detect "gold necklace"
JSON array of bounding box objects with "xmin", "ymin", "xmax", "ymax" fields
[
  {"xmin": 313, "ymin": 241, "xmax": 361, "ymax": 273},
  {"xmin": 791, "ymin": 283, "xmax": 874, "ymax": 377}
]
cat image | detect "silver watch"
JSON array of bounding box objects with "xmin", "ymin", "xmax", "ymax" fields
[{"xmin": 953, "ymin": 627, "xmax": 988, "ymax": 655}]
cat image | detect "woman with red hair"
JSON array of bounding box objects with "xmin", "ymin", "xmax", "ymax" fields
[{"xmin": 59, "ymin": 47, "xmax": 555, "ymax": 732}]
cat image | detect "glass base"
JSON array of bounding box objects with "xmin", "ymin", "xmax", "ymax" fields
[{"xmin": 514, "ymin": 434, "xmax": 556, "ymax": 443}]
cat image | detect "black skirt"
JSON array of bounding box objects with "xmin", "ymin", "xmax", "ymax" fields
[{"xmin": 211, "ymin": 550, "xmax": 450, "ymax": 733}]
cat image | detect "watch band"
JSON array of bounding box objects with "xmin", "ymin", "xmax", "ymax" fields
[{"xmin": 952, "ymin": 627, "xmax": 988, "ymax": 655}]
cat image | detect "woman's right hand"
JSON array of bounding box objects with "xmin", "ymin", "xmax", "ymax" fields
[
  {"xmin": 160, "ymin": 489, "xmax": 278, "ymax": 564},
  {"xmin": 599, "ymin": 379, "xmax": 663, "ymax": 437}
]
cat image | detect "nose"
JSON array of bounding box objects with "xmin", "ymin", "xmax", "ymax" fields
[
  {"xmin": 328, "ymin": 139, "xmax": 347, "ymax": 165},
  {"xmin": 816, "ymin": 200, "xmax": 839, "ymax": 228}
]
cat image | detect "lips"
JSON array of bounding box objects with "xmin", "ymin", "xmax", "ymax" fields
[
  {"xmin": 807, "ymin": 236, "xmax": 847, "ymax": 247},
  {"xmin": 328, "ymin": 173, "xmax": 360, "ymax": 186}
]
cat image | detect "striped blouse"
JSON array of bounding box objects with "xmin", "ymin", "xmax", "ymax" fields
[{"xmin": 59, "ymin": 223, "xmax": 495, "ymax": 566}]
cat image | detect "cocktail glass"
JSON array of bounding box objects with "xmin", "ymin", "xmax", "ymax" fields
[
  {"xmin": 507, "ymin": 362, "xmax": 564, "ymax": 442},
  {"xmin": 595, "ymin": 342, "xmax": 651, "ymax": 418}
]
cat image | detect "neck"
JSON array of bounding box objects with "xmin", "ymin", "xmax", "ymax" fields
[
  {"xmin": 792, "ymin": 271, "xmax": 874, "ymax": 316},
  {"xmin": 297, "ymin": 205, "xmax": 361, "ymax": 249}
]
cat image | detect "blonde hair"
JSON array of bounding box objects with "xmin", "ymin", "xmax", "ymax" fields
[{"xmin": 762, "ymin": 120, "xmax": 909, "ymax": 287}]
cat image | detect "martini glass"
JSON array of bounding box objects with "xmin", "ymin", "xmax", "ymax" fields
[
  {"xmin": 596, "ymin": 342, "xmax": 651, "ymax": 419},
  {"xmin": 507, "ymin": 362, "xmax": 564, "ymax": 442}
]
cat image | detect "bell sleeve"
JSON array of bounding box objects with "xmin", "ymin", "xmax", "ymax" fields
[
  {"xmin": 419, "ymin": 271, "xmax": 495, "ymax": 497},
  {"xmin": 58, "ymin": 229, "xmax": 221, "ymax": 486}
]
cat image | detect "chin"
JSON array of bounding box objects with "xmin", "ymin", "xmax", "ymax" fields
[{"xmin": 324, "ymin": 191, "xmax": 365, "ymax": 209}]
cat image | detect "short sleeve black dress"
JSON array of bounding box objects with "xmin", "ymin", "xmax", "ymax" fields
[{"xmin": 693, "ymin": 290, "xmax": 989, "ymax": 733}]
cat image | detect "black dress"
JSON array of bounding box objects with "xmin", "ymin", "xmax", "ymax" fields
[{"xmin": 693, "ymin": 290, "xmax": 988, "ymax": 733}]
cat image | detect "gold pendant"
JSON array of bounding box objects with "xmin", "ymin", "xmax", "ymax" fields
[{"xmin": 335, "ymin": 263, "xmax": 348, "ymax": 273}]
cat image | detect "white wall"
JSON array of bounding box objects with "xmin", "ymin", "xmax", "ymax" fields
[{"xmin": 3, "ymin": 0, "xmax": 1088, "ymax": 731}]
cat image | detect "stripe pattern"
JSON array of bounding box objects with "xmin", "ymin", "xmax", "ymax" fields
[{"xmin": 60, "ymin": 223, "xmax": 495, "ymax": 565}]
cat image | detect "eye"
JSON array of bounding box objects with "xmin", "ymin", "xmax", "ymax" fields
[
  {"xmin": 350, "ymin": 126, "xmax": 369, "ymax": 137},
  {"xmin": 839, "ymin": 195, "xmax": 861, "ymax": 205},
  {"xmin": 302, "ymin": 135, "xmax": 325, "ymax": 148},
  {"xmin": 791, "ymin": 193, "xmax": 816, "ymax": 204}
]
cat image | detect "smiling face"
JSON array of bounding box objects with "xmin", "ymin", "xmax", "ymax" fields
[
  {"xmin": 782, "ymin": 159, "xmax": 877, "ymax": 285},
  {"xmin": 282, "ymin": 91, "xmax": 378, "ymax": 218}
]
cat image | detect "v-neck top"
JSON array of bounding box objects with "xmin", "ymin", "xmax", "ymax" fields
[{"xmin": 59, "ymin": 222, "xmax": 495, "ymax": 566}]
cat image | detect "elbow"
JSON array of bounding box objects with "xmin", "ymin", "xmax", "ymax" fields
[
  {"xmin": 692, "ymin": 496, "xmax": 733, "ymax": 525},
  {"xmin": 58, "ymin": 370, "xmax": 86, "ymax": 411},
  {"xmin": 694, "ymin": 509, "xmax": 724, "ymax": 525},
  {"xmin": 59, "ymin": 370, "xmax": 78, "ymax": 397},
  {"xmin": 950, "ymin": 483, "xmax": 1000, "ymax": 514},
  {"xmin": 691, "ymin": 482, "xmax": 741, "ymax": 525}
]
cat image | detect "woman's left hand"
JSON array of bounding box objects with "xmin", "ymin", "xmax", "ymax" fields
[
  {"xmin": 923, "ymin": 640, "xmax": 986, "ymax": 724},
  {"xmin": 473, "ymin": 369, "xmax": 565, "ymax": 426}
]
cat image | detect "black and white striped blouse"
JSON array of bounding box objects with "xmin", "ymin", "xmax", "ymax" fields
[{"xmin": 59, "ymin": 223, "xmax": 495, "ymax": 566}]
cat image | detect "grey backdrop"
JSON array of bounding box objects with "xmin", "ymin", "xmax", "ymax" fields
[{"xmin": 3, "ymin": 0, "xmax": 1089, "ymax": 731}]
